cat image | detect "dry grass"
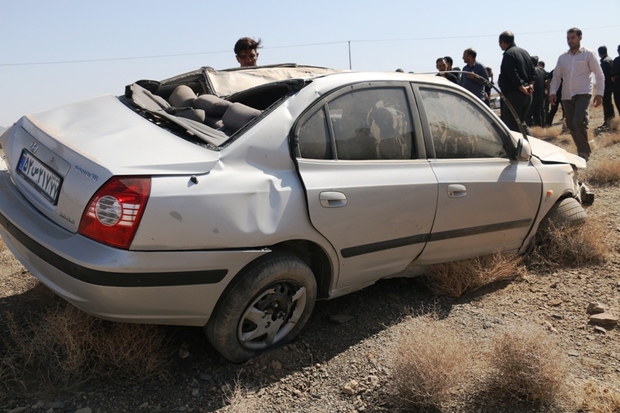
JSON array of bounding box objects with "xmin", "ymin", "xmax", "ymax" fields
[
  {"xmin": 487, "ymin": 322, "xmax": 571, "ymax": 404},
  {"xmin": 0, "ymin": 295, "xmax": 173, "ymax": 395},
  {"xmin": 392, "ymin": 314, "xmax": 472, "ymax": 410},
  {"xmin": 222, "ymin": 380, "xmax": 260, "ymax": 413},
  {"xmin": 585, "ymin": 158, "xmax": 620, "ymax": 185},
  {"xmin": 579, "ymin": 379, "xmax": 620, "ymax": 413},
  {"xmin": 528, "ymin": 216, "xmax": 610, "ymax": 268},
  {"xmin": 529, "ymin": 125, "xmax": 563, "ymax": 140},
  {"xmin": 424, "ymin": 252, "xmax": 525, "ymax": 298}
]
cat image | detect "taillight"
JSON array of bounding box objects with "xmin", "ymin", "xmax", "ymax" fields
[{"xmin": 78, "ymin": 177, "xmax": 151, "ymax": 249}]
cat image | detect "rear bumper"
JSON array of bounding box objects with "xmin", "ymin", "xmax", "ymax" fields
[{"xmin": 0, "ymin": 171, "xmax": 268, "ymax": 326}]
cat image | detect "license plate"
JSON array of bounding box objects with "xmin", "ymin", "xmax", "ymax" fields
[{"xmin": 16, "ymin": 149, "xmax": 63, "ymax": 205}]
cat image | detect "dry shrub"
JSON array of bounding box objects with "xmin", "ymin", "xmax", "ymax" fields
[
  {"xmin": 579, "ymin": 379, "xmax": 620, "ymax": 413},
  {"xmin": 223, "ymin": 380, "xmax": 260, "ymax": 413},
  {"xmin": 596, "ymin": 127, "xmax": 620, "ymax": 148},
  {"xmin": 392, "ymin": 314, "xmax": 471, "ymax": 409},
  {"xmin": 585, "ymin": 158, "xmax": 620, "ymax": 185},
  {"xmin": 0, "ymin": 297, "xmax": 173, "ymax": 394},
  {"xmin": 424, "ymin": 252, "xmax": 525, "ymax": 298},
  {"xmin": 529, "ymin": 125, "xmax": 562, "ymax": 140},
  {"xmin": 529, "ymin": 216, "xmax": 610, "ymax": 267},
  {"xmin": 488, "ymin": 322, "xmax": 570, "ymax": 404}
]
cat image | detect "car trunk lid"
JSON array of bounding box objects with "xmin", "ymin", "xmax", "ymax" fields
[{"xmin": 1, "ymin": 95, "xmax": 220, "ymax": 234}]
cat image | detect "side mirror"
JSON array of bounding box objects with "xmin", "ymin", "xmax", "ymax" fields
[{"xmin": 516, "ymin": 137, "xmax": 531, "ymax": 161}]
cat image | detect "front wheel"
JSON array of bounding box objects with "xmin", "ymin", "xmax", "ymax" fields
[
  {"xmin": 542, "ymin": 197, "xmax": 587, "ymax": 229},
  {"xmin": 206, "ymin": 253, "xmax": 317, "ymax": 363}
]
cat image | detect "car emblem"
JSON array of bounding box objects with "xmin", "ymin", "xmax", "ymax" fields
[{"xmin": 30, "ymin": 142, "xmax": 39, "ymax": 154}]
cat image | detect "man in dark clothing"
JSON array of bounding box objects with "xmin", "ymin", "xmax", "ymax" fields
[
  {"xmin": 613, "ymin": 45, "xmax": 620, "ymax": 119},
  {"xmin": 460, "ymin": 48, "xmax": 489, "ymax": 101},
  {"xmin": 546, "ymin": 69, "xmax": 562, "ymax": 126},
  {"xmin": 445, "ymin": 56, "xmax": 461, "ymax": 83},
  {"xmin": 598, "ymin": 46, "xmax": 616, "ymax": 127},
  {"xmin": 498, "ymin": 31, "xmax": 536, "ymax": 133},
  {"xmin": 527, "ymin": 56, "xmax": 547, "ymax": 127},
  {"xmin": 484, "ymin": 67, "xmax": 494, "ymax": 106},
  {"xmin": 435, "ymin": 57, "xmax": 459, "ymax": 84}
]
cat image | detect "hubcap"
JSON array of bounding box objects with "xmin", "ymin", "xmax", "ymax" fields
[{"xmin": 238, "ymin": 282, "xmax": 307, "ymax": 350}]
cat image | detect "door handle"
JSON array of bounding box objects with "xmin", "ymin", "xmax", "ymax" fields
[
  {"xmin": 447, "ymin": 184, "xmax": 467, "ymax": 198},
  {"xmin": 319, "ymin": 191, "xmax": 347, "ymax": 208}
]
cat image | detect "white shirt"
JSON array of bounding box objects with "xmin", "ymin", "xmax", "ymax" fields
[{"xmin": 550, "ymin": 46, "xmax": 605, "ymax": 98}]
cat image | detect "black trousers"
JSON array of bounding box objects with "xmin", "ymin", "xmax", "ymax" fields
[
  {"xmin": 602, "ymin": 86, "xmax": 615, "ymax": 123},
  {"xmin": 501, "ymin": 90, "xmax": 533, "ymax": 133}
]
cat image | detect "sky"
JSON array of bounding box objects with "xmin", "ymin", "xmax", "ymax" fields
[{"xmin": 1, "ymin": 0, "xmax": 620, "ymax": 128}]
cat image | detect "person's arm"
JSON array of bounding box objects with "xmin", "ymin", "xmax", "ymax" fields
[{"xmin": 475, "ymin": 64, "xmax": 488, "ymax": 85}]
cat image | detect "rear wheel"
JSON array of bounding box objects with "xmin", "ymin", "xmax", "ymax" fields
[{"xmin": 206, "ymin": 253, "xmax": 317, "ymax": 363}]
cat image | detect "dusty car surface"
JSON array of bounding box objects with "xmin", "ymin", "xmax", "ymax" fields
[{"xmin": 0, "ymin": 64, "xmax": 590, "ymax": 362}]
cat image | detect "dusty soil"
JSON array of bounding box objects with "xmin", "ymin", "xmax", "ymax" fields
[{"xmin": 0, "ymin": 107, "xmax": 619, "ymax": 413}]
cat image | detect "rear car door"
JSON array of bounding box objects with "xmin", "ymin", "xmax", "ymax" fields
[
  {"xmin": 293, "ymin": 83, "xmax": 438, "ymax": 292},
  {"xmin": 413, "ymin": 84, "xmax": 542, "ymax": 264}
]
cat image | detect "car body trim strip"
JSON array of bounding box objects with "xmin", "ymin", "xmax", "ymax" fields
[
  {"xmin": 340, "ymin": 219, "xmax": 532, "ymax": 258},
  {"xmin": 0, "ymin": 212, "xmax": 228, "ymax": 287},
  {"xmin": 341, "ymin": 234, "xmax": 429, "ymax": 258}
]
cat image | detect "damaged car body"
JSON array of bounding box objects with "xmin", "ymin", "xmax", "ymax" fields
[{"xmin": 0, "ymin": 64, "xmax": 591, "ymax": 362}]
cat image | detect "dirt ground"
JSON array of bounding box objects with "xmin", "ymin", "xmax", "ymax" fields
[{"xmin": 0, "ymin": 106, "xmax": 619, "ymax": 413}]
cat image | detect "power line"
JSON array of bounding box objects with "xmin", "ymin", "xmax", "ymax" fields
[{"xmin": 2, "ymin": 25, "xmax": 619, "ymax": 67}]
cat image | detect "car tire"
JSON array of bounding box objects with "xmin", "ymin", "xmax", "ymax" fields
[
  {"xmin": 543, "ymin": 197, "xmax": 587, "ymax": 229},
  {"xmin": 205, "ymin": 252, "xmax": 317, "ymax": 363}
]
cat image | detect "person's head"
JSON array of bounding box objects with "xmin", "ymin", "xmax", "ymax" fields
[
  {"xmin": 538, "ymin": 60, "xmax": 545, "ymax": 69},
  {"xmin": 462, "ymin": 48, "xmax": 477, "ymax": 65},
  {"xmin": 395, "ymin": 68, "xmax": 404, "ymax": 73},
  {"xmin": 498, "ymin": 30, "xmax": 515, "ymax": 51},
  {"xmin": 436, "ymin": 57, "xmax": 447, "ymax": 71},
  {"xmin": 234, "ymin": 37, "xmax": 262, "ymax": 67},
  {"xmin": 531, "ymin": 55, "xmax": 539, "ymax": 67},
  {"xmin": 486, "ymin": 66, "xmax": 493, "ymax": 78},
  {"xmin": 566, "ymin": 28, "xmax": 582, "ymax": 52},
  {"xmin": 444, "ymin": 56, "xmax": 453, "ymax": 70},
  {"xmin": 598, "ymin": 45, "xmax": 608, "ymax": 58}
]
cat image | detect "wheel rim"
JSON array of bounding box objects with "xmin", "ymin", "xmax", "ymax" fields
[{"xmin": 237, "ymin": 282, "xmax": 307, "ymax": 350}]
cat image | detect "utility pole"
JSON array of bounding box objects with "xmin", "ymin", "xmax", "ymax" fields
[{"xmin": 348, "ymin": 41, "xmax": 352, "ymax": 70}]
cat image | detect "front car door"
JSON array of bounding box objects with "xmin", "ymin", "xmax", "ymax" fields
[
  {"xmin": 293, "ymin": 83, "xmax": 438, "ymax": 294},
  {"xmin": 413, "ymin": 84, "xmax": 542, "ymax": 264}
]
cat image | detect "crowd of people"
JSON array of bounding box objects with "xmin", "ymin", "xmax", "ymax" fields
[
  {"xmin": 433, "ymin": 28, "xmax": 619, "ymax": 161},
  {"xmin": 233, "ymin": 31, "xmax": 620, "ymax": 162}
]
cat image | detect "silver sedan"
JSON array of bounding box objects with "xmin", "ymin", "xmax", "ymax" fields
[{"xmin": 0, "ymin": 64, "xmax": 589, "ymax": 362}]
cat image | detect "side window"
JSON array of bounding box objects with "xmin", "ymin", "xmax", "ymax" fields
[
  {"xmin": 298, "ymin": 107, "xmax": 332, "ymax": 159},
  {"xmin": 420, "ymin": 88, "xmax": 508, "ymax": 159},
  {"xmin": 329, "ymin": 88, "xmax": 414, "ymax": 160}
]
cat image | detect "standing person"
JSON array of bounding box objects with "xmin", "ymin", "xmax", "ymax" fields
[
  {"xmin": 549, "ymin": 28, "xmax": 604, "ymax": 161},
  {"xmin": 612, "ymin": 45, "xmax": 620, "ymax": 121},
  {"xmin": 234, "ymin": 37, "xmax": 262, "ymax": 67},
  {"xmin": 484, "ymin": 67, "xmax": 494, "ymax": 106},
  {"xmin": 539, "ymin": 61, "xmax": 550, "ymax": 126},
  {"xmin": 435, "ymin": 57, "xmax": 459, "ymax": 84},
  {"xmin": 598, "ymin": 46, "xmax": 616, "ymax": 128},
  {"xmin": 498, "ymin": 31, "xmax": 536, "ymax": 133},
  {"xmin": 527, "ymin": 56, "xmax": 546, "ymax": 127},
  {"xmin": 546, "ymin": 69, "xmax": 563, "ymax": 126},
  {"xmin": 445, "ymin": 56, "xmax": 461, "ymax": 82},
  {"xmin": 460, "ymin": 48, "xmax": 489, "ymax": 101}
]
